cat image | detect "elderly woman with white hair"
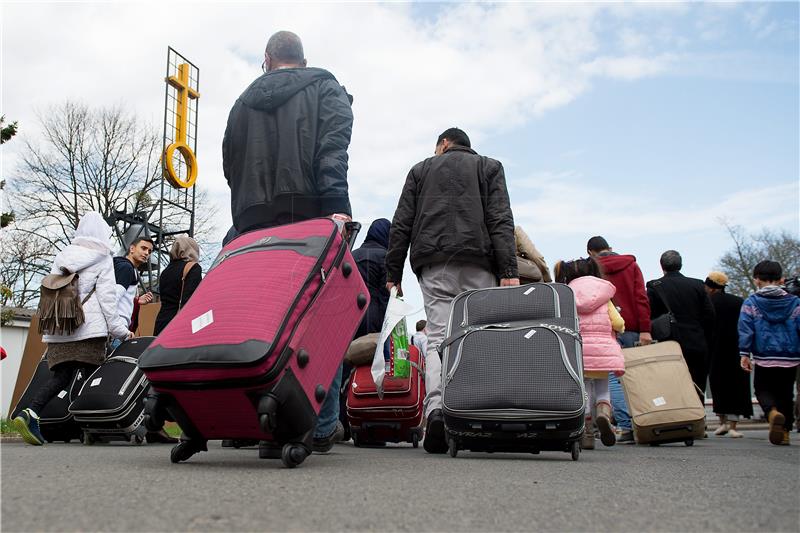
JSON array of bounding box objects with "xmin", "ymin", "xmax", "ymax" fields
[
  {"xmin": 153, "ymin": 235, "xmax": 202, "ymax": 336},
  {"xmin": 13, "ymin": 211, "xmax": 132, "ymax": 446}
]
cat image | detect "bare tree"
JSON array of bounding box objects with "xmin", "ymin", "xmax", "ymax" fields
[
  {"xmin": 3, "ymin": 101, "xmax": 218, "ymax": 304},
  {"xmin": 718, "ymin": 222, "xmax": 800, "ymax": 298},
  {"xmin": 0, "ymin": 229, "xmax": 52, "ymax": 308}
]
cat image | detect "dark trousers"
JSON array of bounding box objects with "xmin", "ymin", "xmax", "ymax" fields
[
  {"xmin": 29, "ymin": 361, "xmax": 97, "ymax": 414},
  {"xmin": 684, "ymin": 349, "xmax": 708, "ymax": 402},
  {"xmin": 754, "ymin": 365, "xmax": 797, "ymax": 431}
]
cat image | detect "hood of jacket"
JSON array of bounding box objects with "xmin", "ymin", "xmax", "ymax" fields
[
  {"xmin": 239, "ymin": 67, "xmax": 337, "ymax": 112},
  {"xmin": 753, "ymin": 286, "xmax": 799, "ymax": 323},
  {"xmin": 364, "ymin": 218, "xmax": 391, "ymax": 249},
  {"xmin": 570, "ymin": 276, "xmax": 617, "ymax": 314},
  {"xmin": 596, "ymin": 253, "xmax": 636, "ymax": 275},
  {"xmin": 53, "ymin": 244, "xmax": 110, "ymax": 275}
]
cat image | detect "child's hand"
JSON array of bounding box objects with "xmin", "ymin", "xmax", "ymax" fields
[{"xmin": 740, "ymin": 356, "xmax": 752, "ymax": 373}]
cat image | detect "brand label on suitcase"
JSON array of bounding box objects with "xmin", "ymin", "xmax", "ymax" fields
[{"xmin": 191, "ymin": 310, "xmax": 214, "ymax": 334}]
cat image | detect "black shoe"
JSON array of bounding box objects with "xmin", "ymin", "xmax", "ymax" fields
[
  {"xmin": 146, "ymin": 430, "xmax": 179, "ymax": 444},
  {"xmin": 423, "ymin": 409, "xmax": 448, "ymax": 454},
  {"xmin": 258, "ymin": 440, "xmax": 282, "ymax": 459},
  {"xmin": 312, "ymin": 421, "xmax": 345, "ymax": 453}
]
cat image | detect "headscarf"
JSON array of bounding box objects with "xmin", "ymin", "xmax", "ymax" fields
[
  {"xmin": 72, "ymin": 211, "xmax": 113, "ymax": 252},
  {"xmin": 170, "ymin": 235, "xmax": 200, "ymax": 262},
  {"xmin": 364, "ymin": 218, "xmax": 391, "ymax": 249}
]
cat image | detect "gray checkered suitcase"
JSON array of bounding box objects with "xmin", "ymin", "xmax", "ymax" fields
[{"xmin": 440, "ymin": 283, "xmax": 586, "ymax": 460}]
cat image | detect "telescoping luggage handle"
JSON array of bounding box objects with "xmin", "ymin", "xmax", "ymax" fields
[{"xmin": 437, "ymin": 322, "xmax": 582, "ymax": 356}]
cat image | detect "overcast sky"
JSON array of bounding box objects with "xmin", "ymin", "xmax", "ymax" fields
[{"xmin": 3, "ymin": 2, "xmax": 798, "ymax": 320}]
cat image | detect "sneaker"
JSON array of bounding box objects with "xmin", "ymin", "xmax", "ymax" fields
[
  {"xmin": 581, "ymin": 425, "xmax": 595, "ymax": 450},
  {"xmin": 312, "ymin": 421, "xmax": 345, "ymax": 454},
  {"xmin": 13, "ymin": 409, "xmax": 44, "ymax": 446},
  {"xmin": 423, "ymin": 409, "xmax": 448, "ymax": 454},
  {"xmin": 728, "ymin": 429, "xmax": 743, "ymax": 438},
  {"xmin": 714, "ymin": 424, "xmax": 729, "ymax": 436},
  {"xmin": 768, "ymin": 409, "xmax": 786, "ymax": 445},
  {"xmin": 617, "ymin": 429, "xmax": 635, "ymax": 444},
  {"xmin": 780, "ymin": 430, "xmax": 790, "ymax": 446},
  {"xmin": 595, "ymin": 402, "xmax": 616, "ymax": 447}
]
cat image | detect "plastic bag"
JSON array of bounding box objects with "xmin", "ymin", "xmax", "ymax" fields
[{"xmin": 371, "ymin": 287, "xmax": 413, "ymax": 397}]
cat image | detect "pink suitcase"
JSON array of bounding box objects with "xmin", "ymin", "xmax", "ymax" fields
[{"xmin": 138, "ymin": 219, "xmax": 369, "ymax": 467}]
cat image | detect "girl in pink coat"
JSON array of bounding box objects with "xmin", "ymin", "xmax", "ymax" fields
[{"xmin": 555, "ymin": 258, "xmax": 625, "ymax": 449}]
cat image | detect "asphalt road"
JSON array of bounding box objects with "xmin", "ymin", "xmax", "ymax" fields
[{"xmin": 2, "ymin": 429, "xmax": 799, "ymax": 532}]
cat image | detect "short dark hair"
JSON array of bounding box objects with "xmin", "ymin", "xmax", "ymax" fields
[
  {"xmin": 266, "ymin": 31, "xmax": 304, "ymax": 64},
  {"xmin": 415, "ymin": 320, "xmax": 427, "ymax": 332},
  {"xmin": 660, "ymin": 250, "xmax": 682, "ymax": 272},
  {"xmin": 129, "ymin": 237, "xmax": 154, "ymax": 250},
  {"xmin": 587, "ymin": 236, "xmax": 610, "ymax": 253},
  {"xmin": 437, "ymin": 127, "xmax": 470, "ymax": 148},
  {"xmin": 753, "ymin": 260, "xmax": 782, "ymax": 282},
  {"xmin": 553, "ymin": 258, "xmax": 603, "ymax": 284}
]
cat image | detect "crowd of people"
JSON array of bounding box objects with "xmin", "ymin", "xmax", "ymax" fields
[{"xmin": 12, "ymin": 30, "xmax": 800, "ymax": 456}]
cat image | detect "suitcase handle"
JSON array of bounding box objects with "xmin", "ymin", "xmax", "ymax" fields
[
  {"xmin": 653, "ymin": 424, "xmax": 694, "ymax": 436},
  {"xmin": 343, "ymin": 221, "xmax": 361, "ymax": 250}
]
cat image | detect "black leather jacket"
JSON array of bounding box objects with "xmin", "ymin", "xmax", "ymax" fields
[{"xmin": 386, "ymin": 145, "xmax": 518, "ymax": 283}]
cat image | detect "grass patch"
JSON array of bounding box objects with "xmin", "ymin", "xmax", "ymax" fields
[{"xmin": 1, "ymin": 418, "xmax": 20, "ymax": 435}]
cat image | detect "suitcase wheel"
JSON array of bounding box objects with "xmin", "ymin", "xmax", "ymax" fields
[
  {"xmin": 412, "ymin": 432, "xmax": 419, "ymax": 449},
  {"xmin": 281, "ymin": 443, "xmax": 309, "ymax": 469},
  {"xmin": 82, "ymin": 431, "xmax": 96, "ymax": 446},
  {"xmin": 447, "ymin": 438, "xmax": 458, "ymax": 458},
  {"xmin": 570, "ymin": 441, "xmax": 580, "ymax": 461},
  {"xmin": 170, "ymin": 440, "xmax": 206, "ymax": 463},
  {"xmin": 684, "ymin": 439, "xmax": 694, "ymax": 447}
]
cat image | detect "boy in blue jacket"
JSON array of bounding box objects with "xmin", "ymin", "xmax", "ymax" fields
[{"xmin": 739, "ymin": 260, "xmax": 800, "ymax": 445}]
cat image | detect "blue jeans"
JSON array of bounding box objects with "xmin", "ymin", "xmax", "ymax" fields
[
  {"xmin": 610, "ymin": 331, "xmax": 640, "ymax": 431},
  {"xmin": 313, "ymin": 364, "xmax": 342, "ymax": 439},
  {"xmin": 109, "ymin": 338, "xmax": 122, "ymax": 352}
]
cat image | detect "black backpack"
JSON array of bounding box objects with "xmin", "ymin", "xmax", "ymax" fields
[{"xmin": 37, "ymin": 271, "xmax": 95, "ymax": 336}]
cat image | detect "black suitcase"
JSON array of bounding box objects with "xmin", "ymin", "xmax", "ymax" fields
[
  {"xmin": 69, "ymin": 337, "xmax": 155, "ymax": 444},
  {"xmin": 440, "ymin": 283, "xmax": 586, "ymax": 460},
  {"xmin": 10, "ymin": 356, "xmax": 87, "ymax": 443}
]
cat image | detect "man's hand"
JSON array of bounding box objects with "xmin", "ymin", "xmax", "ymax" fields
[
  {"xmin": 500, "ymin": 278, "xmax": 520, "ymax": 287},
  {"xmin": 740, "ymin": 356, "xmax": 752, "ymax": 373},
  {"xmin": 138, "ymin": 292, "xmax": 153, "ymax": 305},
  {"xmin": 386, "ymin": 282, "xmax": 403, "ymax": 297},
  {"xmin": 126, "ymin": 331, "xmax": 135, "ymax": 340},
  {"xmin": 639, "ymin": 332, "xmax": 653, "ymax": 346}
]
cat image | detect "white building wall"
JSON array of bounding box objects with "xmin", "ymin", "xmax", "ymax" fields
[{"xmin": 1, "ymin": 319, "xmax": 32, "ymax": 417}]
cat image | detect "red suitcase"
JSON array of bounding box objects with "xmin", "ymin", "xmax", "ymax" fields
[
  {"xmin": 138, "ymin": 219, "xmax": 369, "ymax": 467},
  {"xmin": 346, "ymin": 345, "xmax": 425, "ymax": 447}
]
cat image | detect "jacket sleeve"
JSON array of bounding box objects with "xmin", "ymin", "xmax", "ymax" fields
[
  {"xmin": 222, "ymin": 102, "xmax": 240, "ymax": 187},
  {"xmin": 385, "ymin": 168, "xmax": 418, "ymax": 284},
  {"xmin": 608, "ymin": 301, "xmax": 625, "ymax": 333},
  {"xmin": 483, "ymin": 160, "xmax": 518, "ymax": 279},
  {"xmin": 315, "ymin": 81, "xmax": 353, "ymax": 216},
  {"xmin": 97, "ymin": 258, "xmax": 130, "ymax": 340},
  {"xmin": 632, "ymin": 263, "xmax": 651, "ymax": 333},
  {"xmin": 738, "ymin": 297, "xmax": 756, "ymax": 355},
  {"xmin": 180, "ymin": 264, "xmax": 202, "ymax": 308}
]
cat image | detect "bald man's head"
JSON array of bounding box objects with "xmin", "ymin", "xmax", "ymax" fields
[{"xmin": 265, "ymin": 31, "xmax": 306, "ymax": 70}]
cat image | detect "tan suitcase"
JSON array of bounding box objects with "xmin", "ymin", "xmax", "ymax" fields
[{"xmin": 620, "ymin": 341, "xmax": 706, "ymax": 446}]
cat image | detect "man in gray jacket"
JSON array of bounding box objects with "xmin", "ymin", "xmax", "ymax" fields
[
  {"xmin": 222, "ymin": 31, "xmax": 353, "ymax": 456},
  {"xmin": 386, "ymin": 128, "xmax": 519, "ymax": 453}
]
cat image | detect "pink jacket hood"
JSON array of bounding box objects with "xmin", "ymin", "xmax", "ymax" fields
[{"xmin": 570, "ymin": 277, "xmax": 616, "ymax": 314}]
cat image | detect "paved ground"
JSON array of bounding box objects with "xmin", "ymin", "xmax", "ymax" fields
[{"xmin": 2, "ymin": 429, "xmax": 799, "ymax": 532}]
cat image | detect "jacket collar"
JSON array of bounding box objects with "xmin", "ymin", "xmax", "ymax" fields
[{"xmin": 444, "ymin": 145, "xmax": 477, "ymax": 156}]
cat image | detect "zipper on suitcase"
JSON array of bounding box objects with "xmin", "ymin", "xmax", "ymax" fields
[
  {"xmin": 209, "ymin": 236, "xmax": 328, "ymax": 271},
  {"xmin": 459, "ymin": 284, "xmax": 561, "ymax": 328}
]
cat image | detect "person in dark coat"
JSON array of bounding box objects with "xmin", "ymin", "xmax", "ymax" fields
[
  {"xmin": 704, "ymin": 271, "xmax": 752, "ymax": 438},
  {"xmin": 647, "ymin": 250, "xmax": 715, "ymax": 399},
  {"xmin": 153, "ymin": 236, "xmax": 202, "ymax": 336},
  {"xmin": 339, "ymin": 218, "xmax": 391, "ymax": 439}
]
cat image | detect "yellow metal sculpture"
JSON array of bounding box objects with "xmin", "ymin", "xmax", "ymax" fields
[{"xmin": 163, "ymin": 63, "xmax": 200, "ymax": 188}]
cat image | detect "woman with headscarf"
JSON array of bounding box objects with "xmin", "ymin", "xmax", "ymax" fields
[
  {"xmin": 13, "ymin": 212, "xmax": 132, "ymax": 446},
  {"xmin": 153, "ymin": 235, "xmax": 202, "ymax": 336}
]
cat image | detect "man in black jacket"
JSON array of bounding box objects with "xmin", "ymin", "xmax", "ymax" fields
[
  {"xmin": 647, "ymin": 250, "xmax": 715, "ymax": 399},
  {"xmin": 222, "ymin": 31, "xmax": 354, "ymax": 455},
  {"xmin": 386, "ymin": 128, "xmax": 519, "ymax": 453}
]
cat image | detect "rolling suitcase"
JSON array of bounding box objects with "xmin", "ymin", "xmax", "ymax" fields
[
  {"xmin": 138, "ymin": 219, "xmax": 369, "ymax": 468},
  {"xmin": 69, "ymin": 337, "xmax": 155, "ymax": 445},
  {"xmin": 10, "ymin": 355, "xmax": 86, "ymax": 443},
  {"xmin": 346, "ymin": 344, "xmax": 425, "ymax": 447},
  {"xmin": 620, "ymin": 341, "xmax": 706, "ymax": 446},
  {"xmin": 440, "ymin": 283, "xmax": 586, "ymax": 460}
]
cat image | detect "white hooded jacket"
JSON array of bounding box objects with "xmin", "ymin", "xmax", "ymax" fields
[{"xmin": 42, "ymin": 213, "xmax": 130, "ymax": 343}]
